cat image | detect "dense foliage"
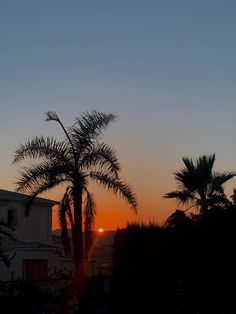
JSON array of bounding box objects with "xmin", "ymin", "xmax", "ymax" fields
[{"xmin": 112, "ymin": 205, "xmax": 236, "ymax": 314}]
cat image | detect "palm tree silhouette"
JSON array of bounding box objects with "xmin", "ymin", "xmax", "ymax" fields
[
  {"xmin": 13, "ymin": 110, "xmax": 137, "ymax": 275},
  {"xmin": 164, "ymin": 154, "xmax": 235, "ymax": 214}
]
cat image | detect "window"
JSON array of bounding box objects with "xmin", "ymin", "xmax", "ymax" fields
[{"xmin": 7, "ymin": 208, "xmax": 17, "ymax": 226}]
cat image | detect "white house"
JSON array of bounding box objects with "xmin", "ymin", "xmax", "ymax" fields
[{"xmin": 0, "ymin": 188, "xmax": 65, "ymax": 281}]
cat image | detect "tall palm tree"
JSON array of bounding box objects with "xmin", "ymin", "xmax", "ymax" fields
[
  {"xmin": 164, "ymin": 154, "xmax": 235, "ymax": 214},
  {"xmin": 13, "ymin": 110, "xmax": 137, "ymax": 275}
]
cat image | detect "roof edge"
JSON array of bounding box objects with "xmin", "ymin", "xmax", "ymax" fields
[{"xmin": 0, "ymin": 188, "xmax": 60, "ymax": 205}]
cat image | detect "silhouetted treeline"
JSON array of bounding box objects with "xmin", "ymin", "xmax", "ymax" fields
[{"xmin": 111, "ymin": 204, "xmax": 236, "ymax": 314}]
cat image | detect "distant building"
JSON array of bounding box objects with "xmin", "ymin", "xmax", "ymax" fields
[{"xmin": 0, "ymin": 188, "xmax": 68, "ymax": 281}]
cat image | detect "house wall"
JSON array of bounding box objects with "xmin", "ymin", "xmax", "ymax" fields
[
  {"xmin": 0, "ymin": 200, "xmax": 52, "ymax": 244},
  {"xmin": 0, "ymin": 250, "xmax": 59, "ymax": 281}
]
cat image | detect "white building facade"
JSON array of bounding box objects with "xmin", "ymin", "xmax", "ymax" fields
[{"xmin": 0, "ymin": 189, "xmax": 63, "ymax": 281}]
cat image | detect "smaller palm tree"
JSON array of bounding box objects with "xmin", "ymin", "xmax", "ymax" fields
[{"xmin": 164, "ymin": 154, "xmax": 235, "ymax": 214}]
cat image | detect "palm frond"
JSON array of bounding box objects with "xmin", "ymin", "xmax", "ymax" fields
[
  {"xmin": 66, "ymin": 188, "xmax": 74, "ymax": 231},
  {"xmin": 210, "ymin": 172, "xmax": 236, "ymax": 194},
  {"xmin": 182, "ymin": 157, "xmax": 195, "ymax": 172},
  {"xmin": 90, "ymin": 171, "xmax": 137, "ymax": 213},
  {"xmin": 22, "ymin": 177, "xmax": 67, "ymax": 216},
  {"xmin": 174, "ymin": 169, "xmax": 197, "ymax": 192},
  {"xmin": 83, "ymin": 190, "xmax": 96, "ymax": 232},
  {"xmin": 163, "ymin": 190, "xmax": 195, "ymax": 206},
  {"xmin": 83, "ymin": 189, "xmax": 96, "ymax": 256},
  {"xmin": 172, "ymin": 154, "xmax": 217, "ymax": 199},
  {"xmin": 79, "ymin": 143, "xmax": 120, "ymax": 176},
  {"xmin": 76, "ymin": 110, "xmax": 116, "ymax": 138},
  {"xmin": 69, "ymin": 110, "xmax": 116, "ymax": 152},
  {"xmin": 45, "ymin": 112, "xmax": 77, "ymax": 166},
  {"xmin": 15, "ymin": 161, "xmax": 71, "ymax": 194},
  {"xmin": 13, "ymin": 136, "xmax": 69, "ymax": 165},
  {"xmin": 196, "ymin": 154, "xmax": 215, "ymax": 176},
  {"xmin": 45, "ymin": 111, "xmax": 60, "ymax": 122},
  {"xmin": 195, "ymin": 154, "xmax": 215, "ymax": 195},
  {"xmin": 59, "ymin": 187, "xmax": 74, "ymax": 256}
]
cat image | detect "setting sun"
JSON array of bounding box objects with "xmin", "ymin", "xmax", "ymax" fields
[{"xmin": 98, "ymin": 227, "xmax": 105, "ymax": 233}]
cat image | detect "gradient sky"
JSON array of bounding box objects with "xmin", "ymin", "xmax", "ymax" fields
[{"xmin": 1, "ymin": 1, "xmax": 236, "ymax": 230}]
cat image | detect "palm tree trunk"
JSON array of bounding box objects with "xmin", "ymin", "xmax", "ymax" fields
[
  {"xmin": 73, "ymin": 186, "xmax": 84, "ymax": 276},
  {"xmin": 57, "ymin": 186, "xmax": 86, "ymax": 313}
]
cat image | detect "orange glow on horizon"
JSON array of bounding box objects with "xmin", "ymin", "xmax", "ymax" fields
[
  {"xmin": 50, "ymin": 182, "xmax": 177, "ymax": 231},
  {"xmin": 51, "ymin": 198, "xmax": 175, "ymax": 231}
]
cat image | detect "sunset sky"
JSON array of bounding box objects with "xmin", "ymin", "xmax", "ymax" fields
[{"xmin": 1, "ymin": 1, "xmax": 236, "ymax": 230}]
